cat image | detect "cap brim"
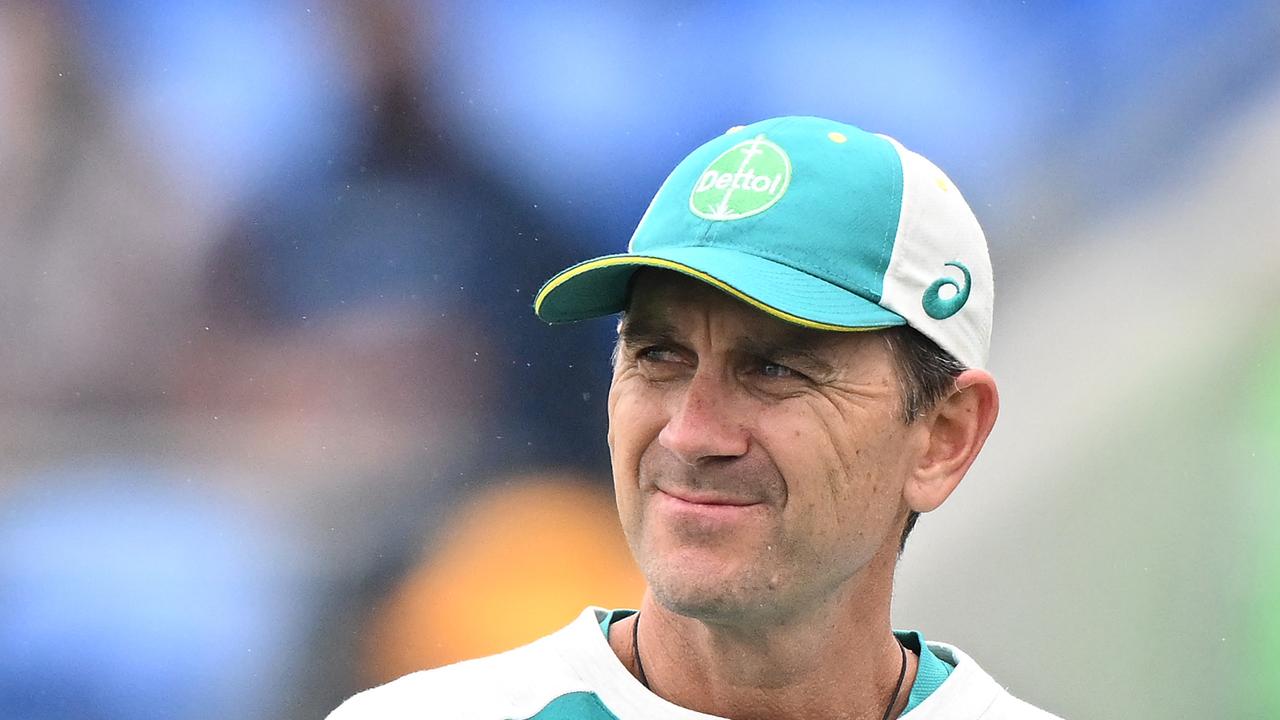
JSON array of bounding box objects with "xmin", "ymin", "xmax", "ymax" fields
[{"xmin": 534, "ymin": 246, "xmax": 906, "ymax": 332}]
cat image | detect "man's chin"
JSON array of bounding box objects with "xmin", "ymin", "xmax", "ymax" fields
[
  {"xmin": 648, "ymin": 583, "xmax": 750, "ymax": 622},
  {"xmin": 641, "ymin": 554, "xmax": 776, "ymax": 622}
]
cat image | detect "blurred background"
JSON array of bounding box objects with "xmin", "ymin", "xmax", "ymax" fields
[{"xmin": 0, "ymin": 0, "xmax": 1276, "ymax": 717}]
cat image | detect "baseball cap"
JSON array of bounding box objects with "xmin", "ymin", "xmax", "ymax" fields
[{"xmin": 533, "ymin": 116, "xmax": 993, "ymax": 369}]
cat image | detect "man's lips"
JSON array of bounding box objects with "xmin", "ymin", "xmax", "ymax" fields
[{"xmin": 656, "ymin": 487, "xmax": 762, "ymax": 507}]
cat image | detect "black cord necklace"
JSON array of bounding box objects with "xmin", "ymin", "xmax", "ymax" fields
[
  {"xmin": 630, "ymin": 612, "xmax": 908, "ymax": 720},
  {"xmin": 883, "ymin": 638, "xmax": 907, "ymax": 720},
  {"xmin": 630, "ymin": 610, "xmax": 650, "ymax": 689}
]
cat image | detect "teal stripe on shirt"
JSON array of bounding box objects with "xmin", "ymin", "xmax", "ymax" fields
[{"xmin": 527, "ymin": 691, "xmax": 621, "ymax": 720}]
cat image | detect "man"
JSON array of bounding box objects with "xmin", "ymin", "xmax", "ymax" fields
[{"xmin": 329, "ymin": 116, "xmax": 1061, "ymax": 719}]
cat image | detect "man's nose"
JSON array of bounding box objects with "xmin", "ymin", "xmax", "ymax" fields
[{"xmin": 657, "ymin": 372, "xmax": 750, "ymax": 466}]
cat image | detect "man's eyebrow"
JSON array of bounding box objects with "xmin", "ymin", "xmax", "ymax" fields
[
  {"xmin": 618, "ymin": 314, "xmax": 841, "ymax": 375},
  {"xmin": 738, "ymin": 333, "xmax": 839, "ymax": 376},
  {"xmin": 617, "ymin": 315, "xmax": 680, "ymax": 346}
]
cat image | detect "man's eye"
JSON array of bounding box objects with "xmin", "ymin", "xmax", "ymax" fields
[
  {"xmin": 760, "ymin": 362, "xmax": 805, "ymax": 380},
  {"xmin": 637, "ymin": 347, "xmax": 681, "ymax": 364}
]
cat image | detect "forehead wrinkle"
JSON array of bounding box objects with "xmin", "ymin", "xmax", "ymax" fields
[{"xmin": 738, "ymin": 322, "xmax": 829, "ymax": 353}]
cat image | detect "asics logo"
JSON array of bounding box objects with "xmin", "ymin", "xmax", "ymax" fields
[{"xmin": 922, "ymin": 261, "xmax": 971, "ymax": 320}]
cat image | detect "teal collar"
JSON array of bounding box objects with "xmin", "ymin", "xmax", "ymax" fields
[{"xmin": 893, "ymin": 629, "xmax": 954, "ymax": 714}]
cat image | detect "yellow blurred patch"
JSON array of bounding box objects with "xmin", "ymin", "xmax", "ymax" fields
[{"xmin": 361, "ymin": 475, "xmax": 644, "ymax": 683}]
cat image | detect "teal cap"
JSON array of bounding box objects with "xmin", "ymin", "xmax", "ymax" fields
[{"xmin": 534, "ymin": 116, "xmax": 993, "ymax": 369}]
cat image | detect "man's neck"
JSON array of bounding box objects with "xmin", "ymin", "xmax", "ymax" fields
[{"xmin": 607, "ymin": 584, "xmax": 918, "ymax": 720}]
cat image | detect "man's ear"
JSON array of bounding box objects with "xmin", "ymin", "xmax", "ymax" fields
[{"xmin": 903, "ymin": 369, "xmax": 1000, "ymax": 513}]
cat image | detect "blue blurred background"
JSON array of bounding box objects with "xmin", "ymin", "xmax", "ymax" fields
[{"xmin": 1, "ymin": 1, "xmax": 1277, "ymax": 717}]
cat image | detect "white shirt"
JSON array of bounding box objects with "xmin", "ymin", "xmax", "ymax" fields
[{"xmin": 329, "ymin": 607, "xmax": 1063, "ymax": 719}]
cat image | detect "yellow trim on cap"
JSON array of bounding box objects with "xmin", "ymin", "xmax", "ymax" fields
[{"xmin": 535, "ymin": 255, "xmax": 889, "ymax": 333}]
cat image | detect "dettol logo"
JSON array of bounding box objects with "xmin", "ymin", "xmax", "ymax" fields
[{"xmin": 689, "ymin": 134, "xmax": 791, "ymax": 221}]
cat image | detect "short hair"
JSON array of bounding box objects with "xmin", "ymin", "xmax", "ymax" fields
[{"xmin": 880, "ymin": 326, "xmax": 967, "ymax": 551}]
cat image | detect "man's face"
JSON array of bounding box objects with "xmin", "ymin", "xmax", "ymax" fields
[{"xmin": 608, "ymin": 271, "xmax": 923, "ymax": 622}]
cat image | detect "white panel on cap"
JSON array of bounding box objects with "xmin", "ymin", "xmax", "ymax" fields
[{"xmin": 877, "ymin": 136, "xmax": 994, "ymax": 369}]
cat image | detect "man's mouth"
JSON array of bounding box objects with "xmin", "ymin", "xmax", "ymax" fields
[{"xmin": 656, "ymin": 487, "xmax": 761, "ymax": 507}]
